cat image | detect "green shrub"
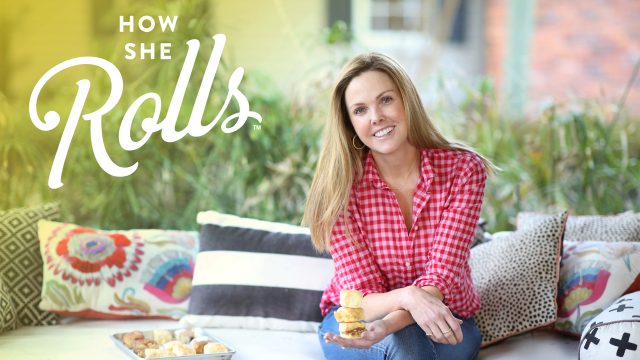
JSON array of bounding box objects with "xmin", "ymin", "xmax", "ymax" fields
[{"xmin": 454, "ymin": 80, "xmax": 640, "ymax": 230}]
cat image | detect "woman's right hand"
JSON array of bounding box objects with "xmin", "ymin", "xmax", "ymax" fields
[
  {"xmin": 400, "ymin": 285, "xmax": 464, "ymax": 345},
  {"xmin": 323, "ymin": 319, "xmax": 389, "ymax": 349}
]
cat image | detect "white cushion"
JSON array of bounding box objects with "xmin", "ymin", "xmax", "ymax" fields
[
  {"xmin": 478, "ymin": 330, "xmax": 578, "ymax": 359},
  {"xmin": 0, "ymin": 317, "xmax": 579, "ymax": 360}
]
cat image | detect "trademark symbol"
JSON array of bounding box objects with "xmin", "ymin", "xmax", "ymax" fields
[{"xmin": 252, "ymin": 124, "xmax": 262, "ymax": 130}]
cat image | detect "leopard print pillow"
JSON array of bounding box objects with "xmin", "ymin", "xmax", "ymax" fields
[
  {"xmin": 470, "ymin": 212, "xmax": 568, "ymax": 347},
  {"xmin": 517, "ymin": 211, "xmax": 639, "ymax": 242}
]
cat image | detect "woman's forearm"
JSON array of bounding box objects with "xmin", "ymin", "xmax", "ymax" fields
[
  {"xmin": 360, "ymin": 287, "xmax": 406, "ymax": 321},
  {"xmin": 380, "ymin": 309, "xmax": 416, "ymax": 334},
  {"xmin": 361, "ymin": 285, "xmax": 444, "ymax": 322},
  {"xmin": 421, "ymin": 285, "xmax": 443, "ymax": 301}
]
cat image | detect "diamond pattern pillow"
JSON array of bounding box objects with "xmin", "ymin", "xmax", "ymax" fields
[
  {"xmin": 0, "ymin": 276, "xmax": 18, "ymax": 333},
  {"xmin": 0, "ymin": 203, "xmax": 60, "ymax": 326},
  {"xmin": 470, "ymin": 212, "xmax": 568, "ymax": 347}
]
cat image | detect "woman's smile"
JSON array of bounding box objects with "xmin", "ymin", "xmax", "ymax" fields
[{"xmin": 373, "ymin": 126, "xmax": 395, "ymax": 138}]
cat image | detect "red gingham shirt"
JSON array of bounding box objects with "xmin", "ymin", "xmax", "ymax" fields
[{"xmin": 320, "ymin": 148, "xmax": 486, "ymax": 319}]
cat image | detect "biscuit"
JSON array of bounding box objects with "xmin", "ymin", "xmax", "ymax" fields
[
  {"xmin": 132, "ymin": 338, "xmax": 158, "ymax": 357},
  {"xmin": 339, "ymin": 289, "xmax": 363, "ymax": 308},
  {"xmin": 339, "ymin": 321, "xmax": 366, "ymax": 339},
  {"xmin": 122, "ymin": 330, "xmax": 145, "ymax": 349},
  {"xmin": 191, "ymin": 339, "xmax": 208, "ymax": 354},
  {"xmin": 152, "ymin": 329, "xmax": 173, "ymax": 345},
  {"xmin": 334, "ymin": 306, "xmax": 365, "ymax": 322},
  {"xmin": 144, "ymin": 348, "xmax": 170, "ymax": 359},
  {"xmin": 203, "ymin": 342, "xmax": 228, "ymax": 354},
  {"xmin": 175, "ymin": 328, "xmax": 194, "ymax": 344},
  {"xmin": 173, "ymin": 343, "xmax": 196, "ymax": 356}
]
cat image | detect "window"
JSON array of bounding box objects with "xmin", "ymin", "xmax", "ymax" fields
[
  {"xmin": 348, "ymin": 0, "xmax": 483, "ymax": 88},
  {"xmin": 352, "ymin": 0, "xmax": 468, "ymax": 44},
  {"xmin": 371, "ymin": 0, "xmax": 423, "ymax": 31}
]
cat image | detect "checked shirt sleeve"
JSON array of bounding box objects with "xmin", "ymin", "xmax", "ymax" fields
[
  {"xmin": 329, "ymin": 207, "xmax": 387, "ymax": 297},
  {"xmin": 413, "ymin": 155, "xmax": 487, "ymax": 303}
]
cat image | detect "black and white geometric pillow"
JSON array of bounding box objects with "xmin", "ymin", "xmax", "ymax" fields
[
  {"xmin": 580, "ymin": 291, "xmax": 640, "ymax": 359},
  {"xmin": 182, "ymin": 211, "xmax": 334, "ymax": 332},
  {"xmin": 0, "ymin": 276, "xmax": 18, "ymax": 333},
  {"xmin": 0, "ymin": 203, "xmax": 60, "ymax": 326}
]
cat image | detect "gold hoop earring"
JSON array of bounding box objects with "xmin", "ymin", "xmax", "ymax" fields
[{"xmin": 352, "ymin": 135, "xmax": 365, "ymax": 150}]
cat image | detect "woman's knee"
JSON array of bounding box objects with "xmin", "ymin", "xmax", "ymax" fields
[
  {"xmin": 318, "ymin": 308, "xmax": 386, "ymax": 360},
  {"xmin": 386, "ymin": 324, "xmax": 437, "ymax": 360},
  {"xmin": 434, "ymin": 317, "xmax": 482, "ymax": 360},
  {"xmin": 318, "ymin": 331, "xmax": 386, "ymax": 360},
  {"xmin": 465, "ymin": 318, "xmax": 482, "ymax": 352}
]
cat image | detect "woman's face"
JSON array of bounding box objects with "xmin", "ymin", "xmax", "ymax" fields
[{"xmin": 344, "ymin": 70, "xmax": 412, "ymax": 157}]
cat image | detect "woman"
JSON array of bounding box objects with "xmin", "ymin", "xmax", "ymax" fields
[{"xmin": 302, "ymin": 53, "xmax": 496, "ymax": 360}]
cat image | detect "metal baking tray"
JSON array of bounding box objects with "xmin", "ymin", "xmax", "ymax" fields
[{"xmin": 110, "ymin": 328, "xmax": 235, "ymax": 360}]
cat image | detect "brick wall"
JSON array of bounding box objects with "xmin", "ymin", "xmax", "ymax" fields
[
  {"xmin": 486, "ymin": 0, "xmax": 640, "ymax": 114},
  {"xmin": 485, "ymin": 0, "xmax": 507, "ymax": 95}
]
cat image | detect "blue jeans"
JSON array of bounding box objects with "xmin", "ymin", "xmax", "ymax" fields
[{"xmin": 318, "ymin": 306, "xmax": 481, "ymax": 360}]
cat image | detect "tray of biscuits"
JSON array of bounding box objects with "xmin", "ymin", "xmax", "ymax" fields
[{"xmin": 111, "ymin": 328, "xmax": 235, "ymax": 359}]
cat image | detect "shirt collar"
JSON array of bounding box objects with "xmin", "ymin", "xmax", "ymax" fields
[
  {"xmin": 361, "ymin": 151, "xmax": 385, "ymax": 188},
  {"xmin": 360, "ymin": 149, "xmax": 435, "ymax": 189}
]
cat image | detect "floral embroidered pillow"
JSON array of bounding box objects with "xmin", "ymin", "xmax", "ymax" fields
[
  {"xmin": 555, "ymin": 241, "xmax": 640, "ymax": 336},
  {"xmin": 37, "ymin": 220, "xmax": 198, "ymax": 319}
]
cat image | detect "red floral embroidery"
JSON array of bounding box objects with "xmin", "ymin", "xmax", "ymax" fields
[{"xmin": 46, "ymin": 226, "xmax": 144, "ymax": 287}]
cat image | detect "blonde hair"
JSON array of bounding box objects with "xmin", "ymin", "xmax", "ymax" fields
[{"xmin": 302, "ymin": 52, "xmax": 496, "ymax": 252}]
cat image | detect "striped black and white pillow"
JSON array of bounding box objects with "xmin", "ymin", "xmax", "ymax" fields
[{"xmin": 180, "ymin": 211, "xmax": 333, "ymax": 332}]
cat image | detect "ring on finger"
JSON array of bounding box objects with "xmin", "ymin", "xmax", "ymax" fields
[
  {"xmin": 425, "ymin": 332, "xmax": 432, "ymax": 337},
  {"xmin": 442, "ymin": 329, "xmax": 452, "ymax": 335}
]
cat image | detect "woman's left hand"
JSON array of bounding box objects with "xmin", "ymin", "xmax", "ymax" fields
[
  {"xmin": 401, "ymin": 285, "xmax": 464, "ymax": 345},
  {"xmin": 323, "ymin": 319, "xmax": 388, "ymax": 349}
]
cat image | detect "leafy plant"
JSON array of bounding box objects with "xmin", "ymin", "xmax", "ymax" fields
[{"xmin": 453, "ymin": 81, "xmax": 640, "ymax": 230}]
